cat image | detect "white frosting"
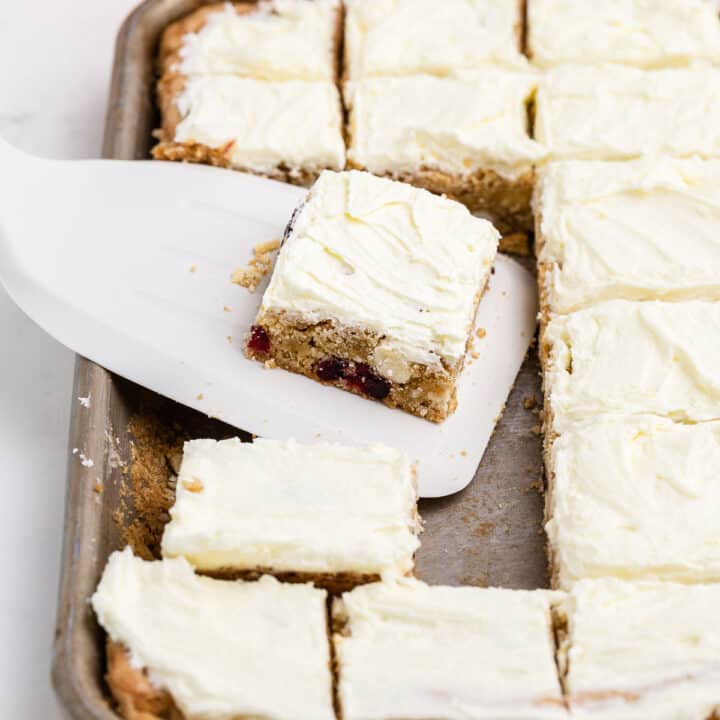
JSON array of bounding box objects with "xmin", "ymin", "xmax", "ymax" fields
[
  {"xmin": 535, "ymin": 65, "xmax": 720, "ymax": 161},
  {"xmin": 178, "ymin": 0, "xmax": 339, "ymax": 80},
  {"xmin": 260, "ymin": 170, "xmax": 499, "ymax": 368},
  {"xmin": 174, "ymin": 76, "xmax": 345, "ymax": 173},
  {"xmin": 344, "ymin": 0, "xmax": 527, "ymax": 78},
  {"xmin": 547, "ymin": 415, "xmax": 720, "ymax": 589},
  {"xmin": 537, "ymin": 158, "xmax": 720, "ymax": 313},
  {"xmin": 91, "ymin": 550, "xmax": 334, "ymax": 720},
  {"xmin": 562, "ymin": 579, "xmax": 720, "ymax": 719},
  {"xmin": 162, "ymin": 437, "xmax": 419, "ymax": 575},
  {"xmin": 528, "ymin": 0, "xmax": 720, "ymax": 69},
  {"xmin": 345, "ymin": 71, "xmax": 547, "ymax": 180},
  {"xmin": 335, "ymin": 578, "xmax": 567, "ymax": 719},
  {"xmin": 175, "ymin": 76, "xmax": 345, "ymax": 173},
  {"xmin": 544, "ymin": 300, "xmax": 720, "ymax": 427}
]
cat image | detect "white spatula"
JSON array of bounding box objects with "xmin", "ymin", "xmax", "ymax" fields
[{"xmin": 0, "ymin": 137, "xmax": 537, "ymax": 497}]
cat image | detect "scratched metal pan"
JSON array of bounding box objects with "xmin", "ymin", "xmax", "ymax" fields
[{"xmin": 50, "ymin": 2, "xmax": 547, "ymax": 717}]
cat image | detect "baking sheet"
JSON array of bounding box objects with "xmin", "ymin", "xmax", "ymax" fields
[{"xmin": 51, "ymin": 1, "xmax": 547, "ymax": 717}]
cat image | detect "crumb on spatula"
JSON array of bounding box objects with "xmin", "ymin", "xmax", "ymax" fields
[{"xmin": 231, "ymin": 238, "xmax": 281, "ymax": 292}]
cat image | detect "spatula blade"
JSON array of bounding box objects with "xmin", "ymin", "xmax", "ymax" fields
[{"xmin": 0, "ymin": 159, "xmax": 537, "ymax": 497}]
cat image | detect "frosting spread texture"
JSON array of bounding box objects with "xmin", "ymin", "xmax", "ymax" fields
[
  {"xmin": 537, "ymin": 158, "xmax": 720, "ymax": 312},
  {"xmin": 561, "ymin": 579, "xmax": 720, "ymax": 720},
  {"xmin": 346, "ymin": 71, "xmax": 546, "ymax": 180},
  {"xmin": 535, "ymin": 65, "xmax": 720, "ymax": 161},
  {"xmin": 174, "ymin": 75, "xmax": 345, "ymax": 173},
  {"xmin": 178, "ymin": 0, "xmax": 339, "ymax": 80},
  {"xmin": 92, "ymin": 550, "xmax": 334, "ymax": 720},
  {"xmin": 547, "ymin": 415, "xmax": 720, "ymax": 589},
  {"xmin": 344, "ymin": 0, "xmax": 526, "ymax": 78},
  {"xmin": 162, "ymin": 438, "xmax": 419, "ymax": 575},
  {"xmin": 335, "ymin": 578, "xmax": 566, "ymax": 719},
  {"xmin": 528, "ymin": 0, "xmax": 720, "ymax": 69},
  {"xmin": 544, "ymin": 300, "xmax": 720, "ymax": 426},
  {"xmin": 261, "ymin": 170, "xmax": 499, "ymax": 367}
]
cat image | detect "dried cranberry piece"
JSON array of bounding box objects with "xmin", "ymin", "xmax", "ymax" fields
[
  {"xmin": 353, "ymin": 363, "xmax": 391, "ymax": 400},
  {"xmin": 248, "ymin": 325, "xmax": 270, "ymax": 354},
  {"xmin": 315, "ymin": 357, "xmax": 348, "ymax": 382},
  {"xmin": 315, "ymin": 357, "xmax": 390, "ymax": 400}
]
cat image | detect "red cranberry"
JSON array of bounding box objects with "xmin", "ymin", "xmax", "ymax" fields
[
  {"xmin": 314, "ymin": 357, "xmax": 391, "ymax": 400},
  {"xmin": 315, "ymin": 357, "xmax": 349, "ymax": 381},
  {"xmin": 352, "ymin": 363, "xmax": 391, "ymax": 400},
  {"xmin": 248, "ymin": 325, "xmax": 270, "ymax": 354}
]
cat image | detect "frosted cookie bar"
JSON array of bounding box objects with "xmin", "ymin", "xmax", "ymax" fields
[
  {"xmin": 535, "ymin": 158, "xmax": 720, "ymax": 315},
  {"xmin": 92, "ymin": 549, "xmax": 334, "ymax": 720},
  {"xmin": 545, "ymin": 415, "xmax": 720, "ymax": 589},
  {"xmin": 528, "ymin": 0, "xmax": 720, "ymax": 69},
  {"xmin": 246, "ymin": 170, "xmax": 499, "ymax": 423},
  {"xmin": 158, "ymin": 0, "xmax": 341, "ymax": 81},
  {"xmin": 541, "ymin": 300, "xmax": 720, "ymax": 429},
  {"xmin": 345, "ymin": 71, "xmax": 546, "ymax": 232},
  {"xmin": 558, "ymin": 579, "xmax": 720, "ymax": 719},
  {"xmin": 535, "ymin": 65, "xmax": 720, "ymax": 161},
  {"xmin": 344, "ymin": 0, "xmax": 526, "ymax": 79},
  {"xmin": 333, "ymin": 579, "xmax": 568, "ymax": 720},
  {"xmin": 153, "ymin": 75, "xmax": 345, "ymax": 183},
  {"xmin": 161, "ymin": 438, "xmax": 420, "ymax": 592}
]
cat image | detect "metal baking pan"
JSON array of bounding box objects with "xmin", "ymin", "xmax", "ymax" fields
[{"xmin": 51, "ymin": 2, "xmax": 547, "ymax": 717}]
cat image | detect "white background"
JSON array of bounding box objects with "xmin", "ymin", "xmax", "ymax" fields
[{"xmin": 0, "ymin": 1, "xmax": 140, "ymax": 715}]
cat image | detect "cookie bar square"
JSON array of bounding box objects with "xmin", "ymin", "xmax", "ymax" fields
[
  {"xmin": 92, "ymin": 549, "xmax": 334, "ymax": 720},
  {"xmin": 333, "ymin": 578, "xmax": 567, "ymax": 720},
  {"xmin": 344, "ymin": 0, "xmax": 526, "ymax": 79},
  {"xmin": 545, "ymin": 415, "xmax": 720, "ymax": 589},
  {"xmin": 345, "ymin": 70, "xmax": 546, "ymax": 232},
  {"xmin": 527, "ymin": 0, "xmax": 720, "ymax": 69},
  {"xmin": 558, "ymin": 579, "xmax": 720, "ymax": 719},
  {"xmin": 541, "ymin": 300, "xmax": 720, "ymax": 430},
  {"xmin": 158, "ymin": 0, "xmax": 342, "ymax": 81},
  {"xmin": 161, "ymin": 437, "xmax": 420, "ymax": 592},
  {"xmin": 535, "ymin": 66, "xmax": 720, "ymax": 162},
  {"xmin": 246, "ymin": 170, "xmax": 500, "ymax": 423},
  {"xmin": 535, "ymin": 157, "xmax": 720, "ymax": 316},
  {"xmin": 153, "ymin": 75, "xmax": 345, "ymax": 184}
]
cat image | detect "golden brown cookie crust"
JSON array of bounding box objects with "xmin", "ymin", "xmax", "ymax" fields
[
  {"xmin": 247, "ymin": 281, "xmax": 486, "ymax": 423},
  {"xmin": 106, "ymin": 641, "xmax": 183, "ymax": 720},
  {"xmin": 347, "ymin": 161, "xmax": 535, "ymax": 235}
]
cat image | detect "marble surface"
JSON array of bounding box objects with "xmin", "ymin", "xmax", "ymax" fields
[{"xmin": 0, "ymin": 1, "xmax": 139, "ymax": 715}]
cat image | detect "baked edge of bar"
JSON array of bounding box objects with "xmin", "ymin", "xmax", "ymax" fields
[
  {"xmin": 346, "ymin": 162, "xmax": 535, "ymax": 235},
  {"xmin": 535, "ymin": 186, "xmax": 562, "ymax": 588},
  {"xmin": 105, "ymin": 640, "xmax": 182, "ymax": 720}
]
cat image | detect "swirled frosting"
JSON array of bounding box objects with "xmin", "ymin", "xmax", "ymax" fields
[
  {"xmin": 537, "ymin": 157, "xmax": 720, "ymax": 313},
  {"xmin": 544, "ymin": 300, "xmax": 720, "ymax": 426},
  {"xmin": 528, "ymin": 0, "xmax": 720, "ymax": 69},
  {"xmin": 162, "ymin": 437, "xmax": 419, "ymax": 575}
]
